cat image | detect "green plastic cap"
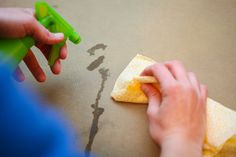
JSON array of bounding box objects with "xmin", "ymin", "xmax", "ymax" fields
[{"xmin": 69, "ymin": 31, "xmax": 81, "ymax": 44}]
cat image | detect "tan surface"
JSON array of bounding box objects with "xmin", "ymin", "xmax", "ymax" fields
[
  {"xmin": 1, "ymin": 0, "xmax": 236, "ymax": 156},
  {"xmin": 110, "ymin": 54, "xmax": 236, "ymax": 157}
]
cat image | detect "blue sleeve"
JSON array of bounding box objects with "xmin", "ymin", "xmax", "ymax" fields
[{"xmin": 0, "ymin": 64, "xmax": 84, "ymax": 157}]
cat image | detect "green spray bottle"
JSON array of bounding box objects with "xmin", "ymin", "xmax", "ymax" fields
[{"xmin": 0, "ymin": 1, "xmax": 81, "ymax": 70}]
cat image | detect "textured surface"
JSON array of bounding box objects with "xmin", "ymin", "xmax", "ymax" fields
[
  {"xmin": 111, "ymin": 54, "xmax": 155, "ymax": 103},
  {"xmin": 1, "ymin": 0, "xmax": 236, "ymax": 157}
]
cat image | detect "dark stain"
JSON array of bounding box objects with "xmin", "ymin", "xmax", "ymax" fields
[
  {"xmin": 87, "ymin": 56, "xmax": 105, "ymax": 71},
  {"xmin": 85, "ymin": 68, "xmax": 109, "ymax": 157},
  {"xmin": 87, "ymin": 43, "xmax": 107, "ymax": 56}
]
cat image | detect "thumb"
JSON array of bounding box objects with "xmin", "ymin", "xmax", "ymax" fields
[
  {"xmin": 30, "ymin": 21, "xmax": 64, "ymax": 45},
  {"xmin": 141, "ymin": 84, "xmax": 161, "ymax": 118}
]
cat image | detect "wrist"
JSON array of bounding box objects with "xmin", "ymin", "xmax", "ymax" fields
[{"xmin": 160, "ymin": 134, "xmax": 202, "ymax": 157}]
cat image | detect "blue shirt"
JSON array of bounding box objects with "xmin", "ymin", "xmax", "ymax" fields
[{"xmin": 0, "ymin": 64, "xmax": 84, "ymax": 157}]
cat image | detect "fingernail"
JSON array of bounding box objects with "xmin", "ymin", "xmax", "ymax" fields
[
  {"xmin": 54, "ymin": 33, "xmax": 64, "ymax": 39},
  {"xmin": 18, "ymin": 75, "xmax": 25, "ymax": 82},
  {"xmin": 38, "ymin": 75, "xmax": 46, "ymax": 82},
  {"xmin": 52, "ymin": 60, "xmax": 61, "ymax": 75}
]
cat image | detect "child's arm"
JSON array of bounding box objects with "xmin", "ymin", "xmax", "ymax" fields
[{"xmin": 0, "ymin": 8, "xmax": 67, "ymax": 82}]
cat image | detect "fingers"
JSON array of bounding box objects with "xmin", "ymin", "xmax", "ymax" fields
[
  {"xmin": 60, "ymin": 44, "xmax": 67, "ymax": 59},
  {"xmin": 50, "ymin": 59, "xmax": 61, "ymax": 75},
  {"xmin": 37, "ymin": 43, "xmax": 67, "ymax": 60},
  {"xmin": 141, "ymin": 61, "xmax": 207, "ymax": 100},
  {"xmin": 141, "ymin": 63, "xmax": 175, "ymax": 89},
  {"xmin": 36, "ymin": 44, "xmax": 66, "ymax": 75},
  {"xmin": 23, "ymin": 50, "xmax": 46, "ymax": 82},
  {"xmin": 13, "ymin": 66, "xmax": 25, "ymax": 82},
  {"xmin": 141, "ymin": 84, "xmax": 161, "ymax": 117},
  {"xmin": 25, "ymin": 15, "xmax": 66, "ymax": 77},
  {"xmin": 188, "ymin": 72, "xmax": 208, "ymax": 106},
  {"xmin": 15, "ymin": 47, "xmax": 64, "ymax": 82},
  {"xmin": 28, "ymin": 19, "xmax": 64, "ymax": 45},
  {"xmin": 36, "ymin": 44, "xmax": 51, "ymax": 59},
  {"xmin": 188, "ymin": 72, "xmax": 201, "ymax": 95},
  {"xmin": 164, "ymin": 61, "xmax": 188, "ymax": 82}
]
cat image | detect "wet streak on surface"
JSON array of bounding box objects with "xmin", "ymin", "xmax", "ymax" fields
[
  {"xmin": 85, "ymin": 68, "xmax": 109, "ymax": 157},
  {"xmin": 87, "ymin": 43, "xmax": 107, "ymax": 56},
  {"xmin": 87, "ymin": 56, "xmax": 105, "ymax": 71}
]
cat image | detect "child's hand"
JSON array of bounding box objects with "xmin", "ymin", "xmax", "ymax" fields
[
  {"xmin": 0, "ymin": 8, "xmax": 67, "ymax": 82},
  {"xmin": 141, "ymin": 61, "xmax": 207, "ymax": 157}
]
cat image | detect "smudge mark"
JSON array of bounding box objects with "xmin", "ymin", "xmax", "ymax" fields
[
  {"xmin": 87, "ymin": 56, "xmax": 105, "ymax": 71},
  {"xmin": 87, "ymin": 43, "xmax": 107, "ymax": 56},
  {"xmin": 85, "ymin": 68, "xmax": 109, "ymax": 157}
]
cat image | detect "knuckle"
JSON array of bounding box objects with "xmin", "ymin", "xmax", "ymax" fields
[
  {"xmin": 167, "ymin": 83, "xmax": 197, "ymax": 96},
  {"xmin": 166, "ymin": 83, "xmax": 180, "ymax": 92},
  {"xmin": 185, "ymin": 85, "xmax": 198, "ymax": 100},
  {"xmin": 147, "ymin": 109, "xmax": 157, "ymax": 120},
  {"xmin": 26, "ymin": 15, "xmax": 36, "ymax": 26},
  {"xmin": 184, "ymin": 84, "xmax": 195, "ymax": 93},
  {"xmin": 40, "ymin": 30, "xmax": 52, "ymax": 43},
  {"xmin": 44, "ymin": 30, "xmax": 51, "ymax": 39},
  {"xmin": 24, "ymin": 16, "xmax": 37, "ymax": 35},
  {"xmin": 173, "ymin": 83, "xmax": 181, "ymax": 89}
]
